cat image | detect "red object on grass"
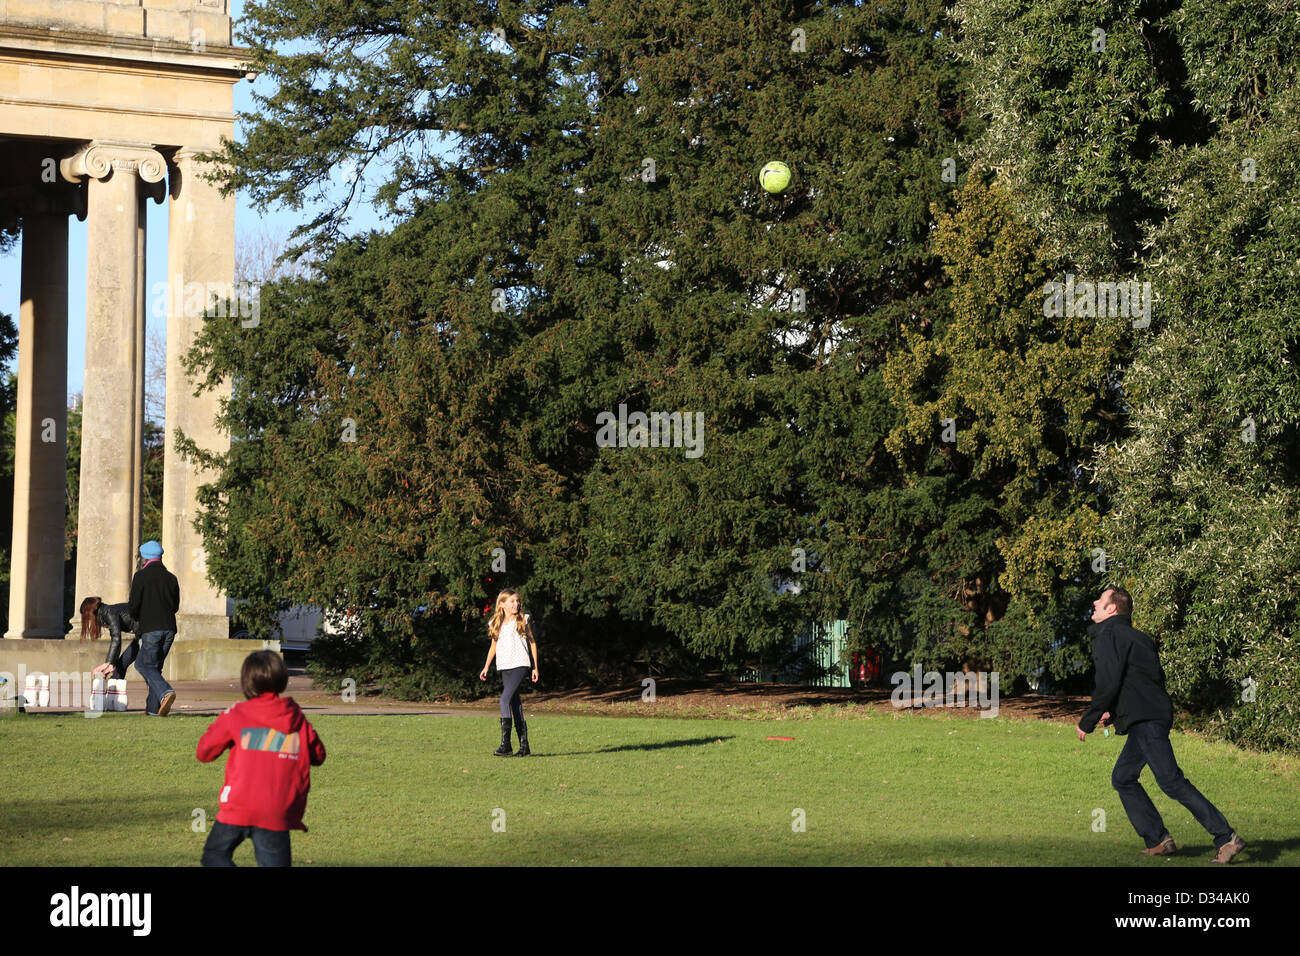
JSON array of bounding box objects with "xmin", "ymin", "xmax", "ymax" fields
[{"xmin": 766, "ymin": 736, "xmax": 795, "ymax": 741}]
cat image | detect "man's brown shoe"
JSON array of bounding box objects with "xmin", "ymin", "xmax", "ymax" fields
[
  {"xmin": 1141, "ymin": 836, "xmax": 1177, "ymax": 856},
  {"xmin": 1212, "ymin": 833, "xmax": 1245, "ymax": 864},
  {"xmin": 158, "ymin": 691, "xmax": 176, "ymax": 716}
]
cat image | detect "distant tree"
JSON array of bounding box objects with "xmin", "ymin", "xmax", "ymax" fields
[
  {"xmin": 0, "ymin": 219, "xmax": 18, "ymax": 257},
  {"xmin": 0, "ymin": 310, "xmax": 17, "ymax": 626},
  {"xmin": 62, "ymin": 395, "xmax": 81, "ymax": 624},
  {"xmin": 146, "ymin": 227, "xmax": 314, "ymax": 430},
  {"xmin": 145, "ymin": 325, "xmax": 166, "ymax": 429},
  {"xmin": 235, "ymin": 225, "xmax": 315, "ymax": 285}
]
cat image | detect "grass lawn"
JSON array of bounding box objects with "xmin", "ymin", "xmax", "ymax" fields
[{"xmin": 2, "ymin": 707, "xmax": 1295, "ymax": 866}]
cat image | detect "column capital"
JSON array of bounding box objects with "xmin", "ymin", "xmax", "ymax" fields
[
  {"xmin": 60, "ymin": 140, "xmax": 167, "ymax": 186},
  {"xmin": 169, "ymin": 146, "xmax": 223, "ymax": 175}
]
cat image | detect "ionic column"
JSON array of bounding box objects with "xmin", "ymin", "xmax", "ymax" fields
[
  {"xmin": 162, "ymin": 148, "xmax": 233, "ymax": 641},
  {"xmin": 5, "ymin": 210, "xmax": 69, "ymax": 639},
  {"xmin": 61, "ymin": 141, "xmax": 165, "ymax": 623}
]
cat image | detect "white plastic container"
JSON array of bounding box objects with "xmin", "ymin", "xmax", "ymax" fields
[
  {"xmin": 90, "ymin": 677, "xmax": 129, "ymax": 713},
  {"xmin": 23, "ymin": 672, "xmax": 50, "ymax": 708},
  {"xmin": 105, "ymin": 678, "xmax": 128, "ymax": 712}
]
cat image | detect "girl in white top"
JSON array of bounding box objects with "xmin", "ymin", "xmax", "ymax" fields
[{"xmin": 479, "ymin": 589, "xmax": 539, "ymax": 756}]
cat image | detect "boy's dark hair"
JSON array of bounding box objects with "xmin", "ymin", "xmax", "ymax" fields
[
  {"xmin": 241, "ymin": 650, "xmax": 289, "ymax": 699},
  {"xmin": 1106, "ymin": 587, "xmax": 1133, "ymax": 615}
]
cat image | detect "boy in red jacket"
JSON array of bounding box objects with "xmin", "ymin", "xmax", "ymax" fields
[{"xmin": 197, "ymin": 651, "xmax": 326, "ymax": 866}]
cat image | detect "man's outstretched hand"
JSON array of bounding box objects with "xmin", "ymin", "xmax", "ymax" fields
[{"xmin": 1077, "ymin": 712, "xmax": 1111, "ymax": 741}]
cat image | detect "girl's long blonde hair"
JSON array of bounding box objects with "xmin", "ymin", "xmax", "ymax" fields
[{"xmin": 488, "ymin": 589, "xmax": 532, "ymax": 642}]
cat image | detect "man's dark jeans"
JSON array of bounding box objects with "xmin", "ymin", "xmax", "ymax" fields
[
  {"xmin": 1112, "ymin": 719, "xmax": 1234, "ymax": 849},
  {"xmin": 201, "ymin": 821, "xmax": 292, "ymax": 867},
  {"xmin": 135, "ymin": 630, "xmax": 175, "ymax": 715}
]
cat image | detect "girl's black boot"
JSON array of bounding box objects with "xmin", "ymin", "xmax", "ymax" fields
[{"xmin": 494, "ymin": 717, "xmax": 514, "ymax": 756}]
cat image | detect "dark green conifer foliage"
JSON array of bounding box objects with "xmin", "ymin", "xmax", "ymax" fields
[
  {"xmin": 955, "ymin": 0, "xmax": 1300, "ymax": 748},
  {"xmin": 190, "ymin": 0, "xmax": 987, "ymax": 689}
]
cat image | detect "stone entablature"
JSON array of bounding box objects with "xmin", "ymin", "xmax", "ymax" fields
[
  {"xmin": 0, "ymin": 2, "xmax": 248, "ymax": 150},
  {"xmin": 0, "ymin": 1, "xmax": 231, "ymax": 46}
]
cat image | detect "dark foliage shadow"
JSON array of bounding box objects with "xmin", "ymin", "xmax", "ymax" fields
[{"xmin": 530, "ymin": 735, "xmax": 738, "ymax": 756}]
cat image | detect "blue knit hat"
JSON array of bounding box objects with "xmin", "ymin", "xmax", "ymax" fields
[{"xmin": 139, "ymin": 541, "xmax": 163, "ymax": 560}]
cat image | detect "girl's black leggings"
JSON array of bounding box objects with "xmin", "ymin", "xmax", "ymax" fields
[{"xmin": 499, "ymin": 666, "xmax": 529, "ymax": 722}]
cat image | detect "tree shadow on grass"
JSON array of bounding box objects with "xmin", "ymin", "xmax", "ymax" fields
[
  {"xmin": 597, "ymin": 829, "xmax": 1291, "ymax": 866},
  {"xmin": 288, "ymin": 709, "xmax": 456, "ymax": 717},
  {"xmin": 1193, "ymin": 836, "xmax": 1300, "ymax": 864},
  {"xmin": 1076, "ymin": 835, "xmax": 1299, "ymax": 865},
  {"xmin": 533, "ymin": 735, "xmax": 737, "ymax": 756},
  {"xmin": 525, "ymin": 680, "xmax": 1091, "ymax": 721},
  {"xmin": 383, "ymin": 827, "xmax": 1297, "ymax": 867},
  {"xmin": 0, "ymin": 796, "xmax": 200, "ymax": 838}
]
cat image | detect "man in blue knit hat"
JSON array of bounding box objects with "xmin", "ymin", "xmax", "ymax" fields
[{"xmin": 129, "ymin": 541, "xmax": 181, "ymax": 716}]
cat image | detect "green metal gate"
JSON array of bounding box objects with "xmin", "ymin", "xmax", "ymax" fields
[{"xmin": 791, "ymin": 619, "xmax": 850, "ymax": 687}]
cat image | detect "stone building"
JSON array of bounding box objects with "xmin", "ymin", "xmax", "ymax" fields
[{"xmin": 1, "ymin": 1, "xmax": 264, "ymax": 680}]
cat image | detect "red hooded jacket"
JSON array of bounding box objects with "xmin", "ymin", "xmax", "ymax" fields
[{"xmin": 196, "ymin": 693, "xmax": 326, "ymax": 832}]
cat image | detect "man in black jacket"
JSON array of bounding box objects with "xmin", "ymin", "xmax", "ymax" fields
[
  {"xmin": 129, "ymin": 540, "xmax": 181, "ymax": 716},
  {"xmin": 1077, "ymin": 588, "xmax": 1245, "ymax": 863}
]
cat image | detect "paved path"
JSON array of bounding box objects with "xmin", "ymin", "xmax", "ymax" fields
[
  {"xmin": 11, "ymin": 674, "xmax": 1089, "ymax": 722},
  {"xmin": 16, "ymin": 674, "xmax": 498, "ymax": 717}
]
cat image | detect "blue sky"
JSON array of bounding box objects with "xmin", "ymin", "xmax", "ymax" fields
[{"xmin": 0, "ymin": 0, "xmax": 391, "ymax": 402}]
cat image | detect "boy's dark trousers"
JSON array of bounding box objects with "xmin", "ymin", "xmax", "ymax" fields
[
  {"xmin": 201, "ymin": 821, "xmax": 292, "ymax": 866},
  {"xmin": 1111, "ymin": 719, "xmax": 1234, "ymax": 849}
]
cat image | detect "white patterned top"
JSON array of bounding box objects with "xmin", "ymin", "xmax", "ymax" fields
[{"xmin": 495, "ymin": 615, "xmax": 532, "ymax": 670}]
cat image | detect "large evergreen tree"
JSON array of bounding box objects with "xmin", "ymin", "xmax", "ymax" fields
[
  {"xmin": 882, "ymin": 173, "xmax": 1127, "ymax": 686},
  {"xmin": 191, "ymin": 0, "xmax": 984, "ymax": 686},
  {"xmin": 189, "ymin": 0, "xmax": 1300, "ymax": 745},
  {"xmin": 1091, "ymin": 26, "xmax": 1300, "ymax": 751},
  {"xmin": 954, "ymin": 0, "xmax": 1300, "ymax": 749}
]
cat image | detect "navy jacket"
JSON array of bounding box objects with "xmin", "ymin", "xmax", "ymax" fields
[
  {"xmin": 1078, "ymin": 614, "xmax": 1173, "ymax": 735},
  {"xmin": 129, "ymin": 561, "xmax": 180, "ymax": 635}
]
